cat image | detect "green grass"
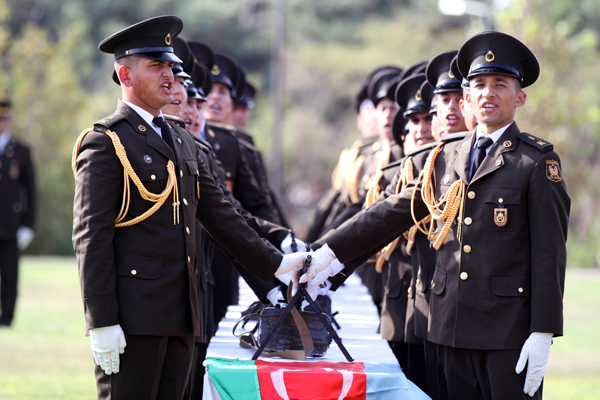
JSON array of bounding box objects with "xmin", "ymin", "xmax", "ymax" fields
[{"xmin": 0, "ymin": 257, "xmax": 598, "ymax": 399}]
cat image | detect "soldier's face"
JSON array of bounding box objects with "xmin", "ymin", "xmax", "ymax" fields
[
  {"xmin": 128, "ymin": 58, "xmax": 175, "ymax": 113},
  {"xmin": 374, "ymin": 98, "xmax": 398, "ymax": 143},
  {"xmin": 437, "ymin": 90, "xmax": 467, "ymax": 134},
  {"xmin": 0, "ymin": 117, "xmax": 10, "ymax": 133},
  {"xmin": 407, "ymin": 111, "xmax": 434, "ymax": 147},
  {"xmin": 231, "ymin": 105, "xmax": 251, "ymax": 129},
  {"xmin": 204, "ymin": 82, "xmax": 233, "ymax": 123},
  {"xmin": 431, "ymin": 113, "xmax": 444, "ymax": 141},
  {"xmin": 356, "ymin": 107, "xmax": 376, "ymax": 138},
  {"xmin": 161, "ymin": 76, "xmax": 186, "ymax": 118},
  {"xmin": 460, "ymin": 91, "xmax": 478, "ymax": 132},
  {"xmin": 466, "ymin": 74, "xmax": 526, "ymax": 134}
]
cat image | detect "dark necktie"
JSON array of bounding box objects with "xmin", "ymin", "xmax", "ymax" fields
[
  {"xmin": 152, "ymin": 116, "xmax": 174, "ymax": 152},
  {"xmin": 471, "ymin": 136, "xmax": 493, "ymax": 177}
]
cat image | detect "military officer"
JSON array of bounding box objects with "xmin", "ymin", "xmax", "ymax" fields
[
  {"xmin": 72, "ymin": 16, "xmax": 304, "ymax": 400},
  {"xmin": 0, "ymin": 100, "xmax": 36, "ymax": 327},
  {"xmin": 299, "ymin": 31, "xmax": 569, "ymax": 400}
]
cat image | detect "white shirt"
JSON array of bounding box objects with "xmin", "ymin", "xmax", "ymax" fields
[
  {"xmin": 122, "ymin": 100, "xmax": 165, "ymax": 138},
  {"xmin": 469, "ymin": 121, "xmax": 514, "ymax": 174},
  {"xmin": 0, "ymin": 131, "xmax": 11, "ymax": 156}
]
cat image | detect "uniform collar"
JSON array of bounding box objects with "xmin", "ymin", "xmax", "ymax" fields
[
  {"xmin": 0, "ymin": 131, "xmax": 11, "ymax": 156},
  {"xmin": 472, "ymin": 121, "xmax": 514, "ymax": 150},
  {"xmin": 122, "ymin": 99, "xmax": 164, "ymax": 136}
]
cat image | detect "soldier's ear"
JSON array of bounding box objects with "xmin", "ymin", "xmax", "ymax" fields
[
  {"xmin": 515, "ymin": 90, "xmax": 527, "ymax": 108},
  {"xmin": 118, "ymin": 65, "xmax": 132, "ymax": 87}
]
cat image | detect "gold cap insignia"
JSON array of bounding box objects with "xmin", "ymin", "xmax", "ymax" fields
[
  {"xmin": 546, "ymin": 159, "xmax": 562, "ymax": 183},
  {"xmin": 415, "ymin": 89, "xmax": 421, "ymax": 101},
  {"xmin": 194, "ymin": 56, "xmax": 198, "ymax": 63},
  {"xmin": 165, "ymin": 33, "xmax": 171, "ymax": 45},
  {"xmin": 448, "ymin": 70, "xmax": 455, "ymax": 79},
  {"xmin": 503, "ymin": 140, "xmax": 512, "ymax": 147},
  {"xmin": 138, "ymin": 125, "xmax": 146, "ymax": 132},
  {"xmin": 211, "ymin": 65, "xmax": 221, "ymax": 75},
  {"xmin": 485, "ymin": 50, "xmax": 495, "ymax": 62}
]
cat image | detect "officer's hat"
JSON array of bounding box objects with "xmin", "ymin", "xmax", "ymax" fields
[
  {"xmin": 397, "ymin": 60, "xmax": 427, "ymax": 82},
  {"xmin": 210, "ymin": 53, "xmax": 240, "ymax": 97},
  {"xmin": 392, "ymin": 108, "xmax": 408, "ymax": 146},
  {"xmin": 187, "ymin": 64, "xmax": 208, "ymax": 101},
  {"xmin": 233, "ymin": 62, "xmax": 247, "ymax": 102},
  {"xmin": 0, "ymin": 100, "xmax": 11, "ymax": 119},
  {"xmin": 419, "ymin": 81, "xmax": 437, "ymax": 114},
  {"xmin": 456, "ymin": 31, "xmax": 539, "ymax": 88},
  {"xmin": 234, "ymin": 82, "xmax": 256, "ymax": 109},
  {"xmin": 368, "ymin": 67, "xmax": 402, "ymax": 106},
  {"xmin": 99, "ymin": 16, "xmax": 183, "ymax": 63},
  {"xmin": 395, "ymin": 73, "xmax": 428, "ymax": 117},
  {"xmin": 355, "ymin": 84, "xmax": 373, "ymax": 113},
  {"xmin": 450, "ymin": 55, "xmax": 470, "ymax": 90},
  {"xmin": 171, "ymin": 37, "xmax": 193, "ymax": 80},
  {"xmin": 426, "ymin": 50, "xmax": 461, "ymax": 94},
  {"xmin": 187, "ymin": 41, "xmax": 215, "ymax": 70}
]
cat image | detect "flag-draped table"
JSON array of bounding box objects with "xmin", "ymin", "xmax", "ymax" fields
[{"xmin": 203, "ymin": 274, "xmax": 431, "ymax": 400}]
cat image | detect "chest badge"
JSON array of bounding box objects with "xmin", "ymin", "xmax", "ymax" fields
[
  {"xmin": 9, "ymin": 161, "xmax": 20, "ymax": 180},
  {"xmin": 144, "ymin": 155, "xmax": 152, "ymax": 163},
  {"xmin": 494, "ymin": 208, "xmax": 508, "ymax": 227},
  {"xmin": 546, "ymin": 159, "xmax": 562, "ymax": 183}
]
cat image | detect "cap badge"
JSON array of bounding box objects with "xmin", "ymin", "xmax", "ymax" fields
[
  {"xmin": 211, "ymin": 65, "xmax": 221, "ymax": 75},
  {"xmin": 494, "ymin": 208, "xmax": 507, "ymax": 227},
  {"xmin": 165, "ymin": 33, "xmax": 171, "ymax": 45},
  {"xmin": 485, "ymin": 50, "xmax": 495, "ymax": 62},
  {"xmin": 546, "ymin": 159, "xmax": 562, "ymax": 183},
  {"xmin": 448, "ymin": 70, "xmax": 455, "ymax": 79},
  {"xmin": 415, "ymin": 89, "xmax": 422, "ymax": 101}
]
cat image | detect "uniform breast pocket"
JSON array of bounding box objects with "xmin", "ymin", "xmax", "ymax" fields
[
  {"xmin": 136, "ymin": 164, "xmax": 169, "ymax": 193},
  {"xmin": 115, "ymin": 252, "xmax": 162, "ymax": 280},
  {"xmin": 185, "ymin": 159, "xmax": 200, "ymax": 204},
  {"xmin": 491, "ymin": 274, "xmax": 531, "ymax": 297},
  {"xmin": 431, "ymin": 268, "xmax": 446, "ymax": 296},
  {"xmin": 482, "ymin": 187, "xmax": 521, "ymax": 232}
]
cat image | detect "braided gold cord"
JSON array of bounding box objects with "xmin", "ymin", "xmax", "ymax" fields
[
  {"xmin": 345, "ymin": 154, "xmax": 366, "ymax": 204},
  {"xmin": 417, "ymin": 142, "xmax": 466, "ymax": 250},
  {"xmin": 72, "ymin": 127, "xmax": 179, "ymax": 228}
]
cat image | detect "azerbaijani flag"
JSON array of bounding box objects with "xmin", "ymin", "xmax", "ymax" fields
[{"xmin": 203, "ymin": 357, "xmax": 431, "ymax": 400}]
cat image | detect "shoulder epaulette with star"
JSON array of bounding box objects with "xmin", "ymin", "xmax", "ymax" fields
[
  {"xmin": 164, "ymin": 114, "xmax": 186, "ymax": 129},
  {"xmin": 441, "ymin": 131, "xmax": 469, "ymax": 143},
  {"xmin": 408, "ymin": 140, "xmax": 438, "ymax": 157},
  {"xmin": 517, "ymin": 132, "xmax": 553, "ymax": 153},
  {"xmin": 207, "ymin": 123, "xmax": 237, "ymax": 139},
  {"xmin": 93, "ymin": 114, "xmax": 125, "ymax": 133}
]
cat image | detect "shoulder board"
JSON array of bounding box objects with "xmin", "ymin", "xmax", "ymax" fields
[
  {"xmin": 381, "ymin": 157, "xmax": 405, "ymax": 172},
  {"xmin": 441, "ymin": 131, "xmax": 469, "ymax": 142},
  {"xmin": 194, "ymin": 137, "xmax": 211, "ymax": 154},
  {"xmin": 208, "ymin": 122, "xmax": 236, "ymax": 132},
  {"xmin": 164, "ymin": 114, "xmax": 186, "ymax": 129},
  {"xmin": 517, "ymin": 132, "xmax": 553, "ymax": 152},
  {"xmin": 357, "ymin": 135, "xmax": 379, "ymax": 150},
  {"xmin": 207, "ymin": 123, "xmax": 237, "ymax": 138},
  {"xmin": 93, "ymin": 114, "xmax": 125, "ymax": 132},
  {"xmin": 237, "ymin": 138, "xmax": 256, "ymax": 150},
  {"xmin": 407, "ymin": 140, "xmax": 438, "ymax": 156}
]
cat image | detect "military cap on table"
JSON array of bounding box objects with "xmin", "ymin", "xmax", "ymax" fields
[
  {"xmin": 455, "ymin": 31, "xmax": 539, "ymax": 88},
  {"xmin": 395, "ymin": 73, "xmax": 428, "ymax": 117}
]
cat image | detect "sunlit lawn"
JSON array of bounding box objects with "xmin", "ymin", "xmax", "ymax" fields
[{"xmin": 0, "ymin": 257, "xmax": 598, "ymax": 399}]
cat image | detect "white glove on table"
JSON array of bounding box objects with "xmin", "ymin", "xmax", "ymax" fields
[
  {"xmin": 16, "ymin": 226, "xmax": 35, "ymax": 250},
  {"xmin": 90, "ymin": 324, "xmax": 127, "ymax": 375},
  {"xmin": 515, "ymin": 332, "xmax": 553, "ymax": 397},
  {"xmin": 280, "ymin": 233, "xmax": 307, "ymax": 254}
]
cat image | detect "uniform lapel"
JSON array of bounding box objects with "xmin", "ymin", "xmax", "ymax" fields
[
  {"xmin": 452, "ymin": 131, "xmax": 476, "ymax": 184},
  {"xmin": 169, "ymin": 124, "xmax": 183, "ymax": 167},
  {"xmin": 470, "ymin": 123, "xmax": 519, "ymax": 184},
  {"xmin": 116, "ymin": 101, "xmax": 175, "ymax": 161}
]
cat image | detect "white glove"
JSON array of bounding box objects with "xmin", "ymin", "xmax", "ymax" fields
[
  {"xmin": 280, "ymin": 233, "xmax": 308, "ymax": 255},
  {"xmin": 16, "ymin": 226, "xmax": 35, "ymax": 250},
  {"xmin": 515, "ymin": 332, "xmax": 553, "ymax": 397},
  {"xmin": 266, "ymin": 287, "xmax": 284, "ymax": 306},
  {"xmin": 90, "ymin": 324, "xmax": 127, "ymax": 375},
  {"xmin": 275, "ymin": 252, "xmax": 309, "ymax": 276},
  {"xmin": 298, "ymin": 244, "xmax": 337, "ymax": 284}
]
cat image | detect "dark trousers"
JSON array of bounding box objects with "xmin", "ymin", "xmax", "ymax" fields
[
  {"xmin": 0, "ymin": 239, "xmax": 19, "ymax": 324},
  {"xmin": 95, "ymin": 334, "xmax": 194, "ymax": 400},
  {"xmin": 441, "ymin": 345, "xmax": 543, "ymax": 400},
  {"xmin": 389, "ymin": 341, "xmax": 428, "ymax": 393},
  {"xmin": 184, "ymin": 342, "xmax": 209, "ymax": 400},
  {"xmin": 423, "ymin": 340, "xmax": 449, "ymax": 400}
]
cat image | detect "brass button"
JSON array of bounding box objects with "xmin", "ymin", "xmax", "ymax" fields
[
  {"xmin": 407, "ymin": 287, "xmax": 412, "ymax": 294},
  {"xmin": 431, "ymin": 280, "xmax": 434, "ymax": 286},
  {"xmin": 186, "ymin": 227, "xmax": 190, "ymax": 235},
  {"xmin": 180, "ymin": 170, "xmax": 184, "ymax": 177},
  {"xmin": 498, "ymin": 198, "xmax": 504, "ymax": 204},
  {"xmin": 460, "ymin": 272, "xmax": 468, "ymax": 280},
  {"xmin": 464, "ymin": 217, "xmax": 472, "ymax": 225},
  {"xmin": 518, "ymin": 287, "xmax": 524, "ymax": 293},
  {"xmin": 226, "ymin": 171, "xmax": 232, "ymax": 178},
  {"xmin": 151, "ymin": 174, "xmax": 156, "ymax": 180},
  {"xmin": 183, "ymin": 198, "xmax": 188, "ymax": 206},
  {"xmin": 416, "ymin": 279, "xmax": 421, "ymax": 285},
  {"xmin": 431, "ymin": 282, "xmax": 436, "ymax": 288},
  {"xmin": 131, "ymin": 270, "xmax": 137, "ymax": 275},
  {"xmin": 385, "ymin": 288, "xmax": 390, "ymax": 294},
  {"xmin": 468, "ymin": 191, "xmax": 476, "ymax": 199},
  {"xmin": 187, "ymin": 256, "xmax": 191, "ymax": 263},
  {"xmin": 463, "ymin": 245, "xmax": 472, "ymax": 253}
]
